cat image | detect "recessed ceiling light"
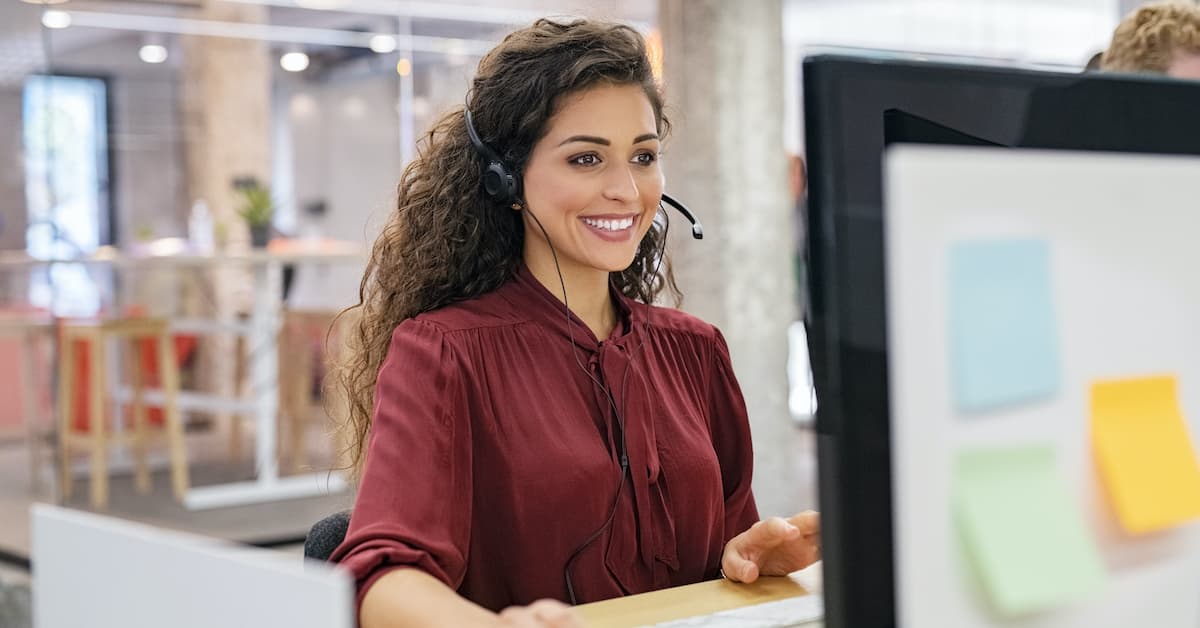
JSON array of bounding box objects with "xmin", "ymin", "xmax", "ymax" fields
[
  {"xmin": 139, "ymin": 44, "xmax": 168, "ymax": 64},
  {"xmin": 41, "ymin": 10, "xmax": 71, "ymax": 29},
  {"xmin": 280, "ymin": 51, "xmax": 309, "ymax": 72},
  {"xmin": 369, "ymin": 35, "xmax": 396, "ymax": 54}
]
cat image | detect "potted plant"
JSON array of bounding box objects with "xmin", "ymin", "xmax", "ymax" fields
[{"xmin": 237, "ymin": 183, "xmax": 274, "ymax": 247}]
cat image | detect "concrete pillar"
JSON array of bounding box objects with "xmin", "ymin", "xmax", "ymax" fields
[
  {"xmin": 180, "ymin": 0, "xmax": 272, "ymax": 237},
  {"xmin": 659, "ymin": 0, "xmax": 800, "ymax": 518},
  {"xmin": 0, "ymin": 89, "xmax": 25, "ymax": 252},
  {"xmin": 179, "ymin": 0, "xmax": 272, "ymax": 423}
]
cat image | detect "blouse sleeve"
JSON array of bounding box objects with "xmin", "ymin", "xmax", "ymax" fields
[
  {"xmin": 707, "ymin": 327, "xmax": 761, "ymax": 545},
  {"xmin": 330, "ymin": 318, "xmax": 473, "ymax": 611}
]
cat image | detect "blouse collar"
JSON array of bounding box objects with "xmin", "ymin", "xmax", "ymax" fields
[{"xmin": 505, "ymin": 262, "xmax": 642, "ymax": 349}]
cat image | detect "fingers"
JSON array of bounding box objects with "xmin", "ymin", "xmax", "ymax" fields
[
  {"xmin": 498, "ymin": 606, "xmax": 539, "ymax": 628},
  {"xmin": 529, "ymin": 599, "xmax": 583, "ymax": 628},
  {"xmin": 725, "ymin": 518, "xmax": 799, "ymax": 582},
  {"xmin": 752, "ymin": 516, "xmax": 802, "ymax": 545},
  {"xmin": 723, "ymin": 516, "xmax": 822, "ymax": 585},
  {"xmin": 787, "ymin": 511, "xmax": 820, "ymax": 536},
  {"xmin": 722, "ymin": 550, "xmax": 761, "ymax": 583},
  {"xmin": 788, "ymin": 511, "xmax": 821, "ymax": 568},
  {"xmin": 497, "ymin": 599, "xmax": 583, "ymax": 628}
]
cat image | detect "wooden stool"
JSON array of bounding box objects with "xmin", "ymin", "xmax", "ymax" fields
[
  {"xmin": 229, "ymin": 310, "xmax": 349, "ymax": 472},
  {"xmin": 278, "ymin": 310, "xmax": 342, "ymax": 472},
  {"xmin": 58, "ymin": 317, "xmax": 189, "ymax": 510}
]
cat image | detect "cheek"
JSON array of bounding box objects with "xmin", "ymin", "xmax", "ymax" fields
[
  {"xmin": 529, "ymin": 172, "xmax": 593, "ymax": 217},
  {"xmin": 638, "ymin": 170, "xmax": 665, "ymax": 206}
]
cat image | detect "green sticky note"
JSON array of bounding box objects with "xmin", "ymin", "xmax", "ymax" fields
[{"xmin": 954, "ymin": 445, "xmax": 1105, "ymax": 616}]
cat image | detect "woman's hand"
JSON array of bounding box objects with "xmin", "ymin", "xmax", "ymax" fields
[
  {"xmin": 721, "ymin": 511, "xmax": 821, "ymax": 583},
  {"xmin": 495, "ymin": 599, "xmax": 584, "ymax": 628}
]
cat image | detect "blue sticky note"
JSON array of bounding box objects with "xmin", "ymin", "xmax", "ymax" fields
[{"xmin": 949, "ymin": 239, "xmax": 1059, "ymax": 412}]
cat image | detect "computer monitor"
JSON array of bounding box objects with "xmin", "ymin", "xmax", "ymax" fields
[
  {"xmin": 801, "ymin": 53, "xmax": 1200, "ymax": 628},
  {"xmin": 31, "ymin": 504, "xmax": 354, "ymax": 628}
]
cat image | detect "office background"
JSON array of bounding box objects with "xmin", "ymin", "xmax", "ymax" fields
[{"xmin": 0, "ymin": 0, "xmax": 1167, "ymax": 625}]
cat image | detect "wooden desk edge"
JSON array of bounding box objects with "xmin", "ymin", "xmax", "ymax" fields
[{"xmin": 576, "ymin": 575, "xmax": 812, "ymax": 628}]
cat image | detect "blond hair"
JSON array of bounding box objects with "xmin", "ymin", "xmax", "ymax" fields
[{"xmin": 1101, "ymin": 1, "xmax": 1200, "ymax": 73}]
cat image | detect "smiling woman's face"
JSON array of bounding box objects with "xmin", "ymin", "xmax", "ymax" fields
[{"xmin": 519, "ymin": 83, "xmax": 664, "ymax": 278}]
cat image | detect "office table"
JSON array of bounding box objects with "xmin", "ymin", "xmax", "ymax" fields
[{"xmin": 576, "ymin": 572, "xmax": 820, "ymax": 628}]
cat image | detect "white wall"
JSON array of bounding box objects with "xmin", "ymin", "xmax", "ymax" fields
[
  {"xmin": 782, "ymin": 0, "xmax": 1122, "ymax": 153},
  {"xmin": 279, "ymin": 71, "xmax": 400, "ymax": 311}
]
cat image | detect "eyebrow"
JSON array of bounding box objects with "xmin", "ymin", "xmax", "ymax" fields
[{"xmin": 558, "ymin": 133, "xmax": 659, "ymax": 147}]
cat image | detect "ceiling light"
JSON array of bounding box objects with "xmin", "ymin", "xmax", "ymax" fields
[
  {"xmin": 395, "ymin": 58, "xmax": 411, "ymax": 76},
  {"xmin": 139, "ymin": 44, "xmax": 168, "ymax": 64},
  {"xmin": 41, "ymin": 10, "xmax": 71, "ymax": 29},
  {"xmin": 369, "ymin": 34, "xmax": 396, "ymax": 54},
  {"xmin": 280, "ymin": 51, "xmax": 309, "ymax": 72}
]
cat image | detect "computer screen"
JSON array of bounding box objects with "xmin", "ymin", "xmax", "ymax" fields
[
  {"xmin": 32, "ymin": 504, "xmax": 354, "ymax": 628},
  {"xmin": 801, "ymin": 54, "xmax": 1200, "ymax": 628}
]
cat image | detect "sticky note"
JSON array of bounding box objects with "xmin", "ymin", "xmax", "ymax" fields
[
  {"xmin": 1091, "ymin": 375, "xmax": 1200, "ymax": 534},
  {"xmin": 954, "ymin": 445, "xmax": 1105, "ymax": 617},
  {"xmin": 949, "ymin": 239, "xmax": 1059, "ymax": 412}
]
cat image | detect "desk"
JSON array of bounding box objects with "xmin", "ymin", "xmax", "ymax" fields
[
  {"xmin": 0, "ymin": 240, "xmax": 365, "ymax": 508},
  {"xmin": 576, "ymin": 573, "xmax": 820, "ymax": 628}
]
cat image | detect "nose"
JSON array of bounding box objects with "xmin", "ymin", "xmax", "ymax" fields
[{"xmin": 602, "ymin": 162, "xmax": 639, "ymax": 205}]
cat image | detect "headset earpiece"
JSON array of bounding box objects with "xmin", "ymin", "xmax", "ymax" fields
[{"xmin": 465, "ymin": 109, "xmax": 520, "ymax": 206}]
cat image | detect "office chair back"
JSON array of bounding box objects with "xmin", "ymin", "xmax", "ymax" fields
[{"xmin": 305, "ymin": 510, "xmax": 352, "ymax": 562}]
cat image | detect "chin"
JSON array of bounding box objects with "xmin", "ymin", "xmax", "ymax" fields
[{"xmin": 594, "ymin": 250, "xmax": 641, "ymax": 274}]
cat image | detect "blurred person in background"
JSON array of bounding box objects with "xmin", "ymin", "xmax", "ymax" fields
[
  {"xmin": 1101, "ymin": 1, "xmax": 1200, "ymax": 79},
  {"xmin": 330, "ymin": 17, "xmax": 820, "ymax": 628}
]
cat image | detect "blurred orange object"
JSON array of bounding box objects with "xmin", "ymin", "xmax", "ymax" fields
[
  {"xmin": 0, "ymin": 306, "xmax": 52, "ymax": 432},
  {"xmin": 61, "ymin": 309, "xmax": 196, "ymax": 432}
]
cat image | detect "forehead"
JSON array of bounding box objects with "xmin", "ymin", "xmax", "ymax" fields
[{"xmin": 543, "ymin": 83, "xmax": 657, "ymax": 137}]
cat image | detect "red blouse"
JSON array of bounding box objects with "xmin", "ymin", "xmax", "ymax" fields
[{"xmin": 331, "ymin": 264, "xmax": 759, "ymax": 613}]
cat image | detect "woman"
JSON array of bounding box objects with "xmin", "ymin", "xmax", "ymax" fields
[{"xmin": 331, "ymin": 18, "xmax": 820, "ymax": 628}]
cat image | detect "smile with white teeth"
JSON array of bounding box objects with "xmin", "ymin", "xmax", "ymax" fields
[{"xmin": 581, "ymin": 216, "xmax": 635, "ymax": 231}]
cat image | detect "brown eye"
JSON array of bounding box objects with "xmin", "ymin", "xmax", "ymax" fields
[
  {"xmin": 632, "ymin": 152, "xmax": 658, "ymax": 166},
  {"xmin": 569, "ymin": 153, "xmax": 601, "ymax": 166}
]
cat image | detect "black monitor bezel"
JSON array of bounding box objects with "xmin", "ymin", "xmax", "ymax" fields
[{"xmin": 802, "ymin": 53, "xmax": 1200, "ymax": 628}]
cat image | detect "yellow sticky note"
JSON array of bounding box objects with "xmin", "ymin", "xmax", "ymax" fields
[{"xmin": 1091, "ymin": 375, "xmax": 1200, "ymax": 534}]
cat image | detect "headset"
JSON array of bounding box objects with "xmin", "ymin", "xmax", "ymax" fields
[
  {"xmin": 464, "ymin": 109, "xmax": 704, "ymax": 239},
  {"xmin": 465, "ymin": 107, "xmax": 704, "ymax": 604}
]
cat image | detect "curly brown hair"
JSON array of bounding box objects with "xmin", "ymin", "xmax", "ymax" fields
[
  {"xmin": 333, "ymin": 17, "xmax": 679, "ymax": 477},
  {"xmin": 1101, "ymin": 1, "xmax": 1200, "ymax": 73}
]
